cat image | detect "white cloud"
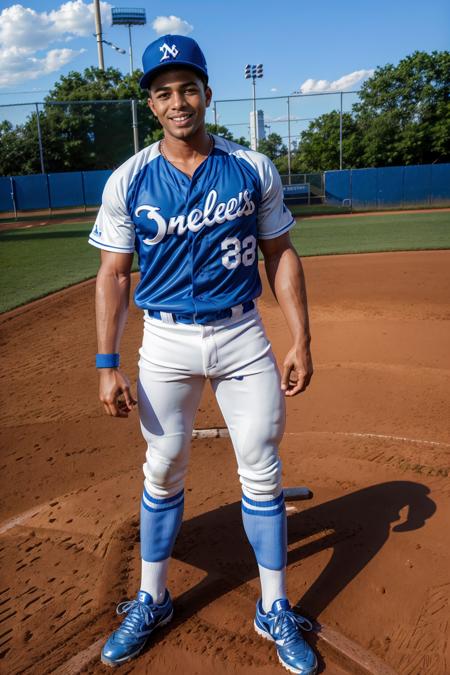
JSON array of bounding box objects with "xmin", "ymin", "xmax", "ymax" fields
[
  {"xmin": 266, "ymin": 115, "xmax": 288, "ymax": 123},
  {"xmin": 0, "ymin": 2, "xmax": 111, "ymax": 88},
  {"xmin": 270, "ymin": 87, "xmax": 278, "ymax": 92},
  {"xmin": 0, "ymin": 46, "xmax": 85, "ymax": 87},
  {"xmin": 299, "ymin": 69, "xmax": 374, "ymax": 94},
  {"xmin": 49, "ymin": 0, "xmax": 111, "ymax": 36},
  {"xmin": 152, "ymin": 15, "xmax": 193, "ymax": 36}
]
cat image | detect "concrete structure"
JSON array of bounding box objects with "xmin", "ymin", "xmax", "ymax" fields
[{"xmin": 249, "ymin": 109, "xmax": 265, "ymax": 150}]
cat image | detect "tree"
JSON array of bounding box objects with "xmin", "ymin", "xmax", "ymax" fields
[
  {"xmin": 0, "ymin": 67, "xmax": 161, "ymax": 175},
  {"xmin": 354, "ymin": 50, "xmax": 450, "ymax": 165},
  {"xmin": 0, "ymin": 121, "xmax": 34, "ymax": 176},
  {"xmin": 257, "ymin": 133, "xmax": 287, "ymax": 161},
  {"xmin": 295, "ymin": 111, "xmax": 362, "ymax": 172},
  {"xmin": 0, "ymin": 70, "xmax": 251, "ymax": 175},
  {"xmin": 40, "ymin": 67, "xmax": 159, "ymax": 171},
  {"xmin": 287, "ymin": 50, "xmax": 449, "ymax": 172}
]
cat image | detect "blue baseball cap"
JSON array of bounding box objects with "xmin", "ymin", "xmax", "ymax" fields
[{"xmin": 140, "ymin": 34, "xmax": 208, "ymax": 90}]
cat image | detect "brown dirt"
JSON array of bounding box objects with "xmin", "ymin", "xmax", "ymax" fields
[
  {"xmin": 1, "ymin": 251, "xmax": 449, "ymax": 674},
  {"xmin": 0, "ymin": 208, "xmax": 98, "ymax": 232}
]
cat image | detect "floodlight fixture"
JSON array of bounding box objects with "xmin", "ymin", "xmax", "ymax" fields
[
  {"xmin": 93, "ymin": 34, "xmax": 126, "ymax": 55},
  {"xmin": 111, "ymin": 8, "xmax": 146, "ymax": 25},
  {"xmin": 104, "ymin": 39, "xmax": 126, "ymax": 55},
  {"xmin": 244, "ymin": 64, "xmax": 264, "ymax": 80},
  {"xmin": 111, "ymin": 7, "xmax": 147, "ymax": 73}
]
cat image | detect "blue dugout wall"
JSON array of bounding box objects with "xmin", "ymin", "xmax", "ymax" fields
[
  {"xmin": 0, "ymin": 169, "xmax": 112, "ymax": 213},
  {"xmin": 325, "ymin": 163, "xmax": 450, "ymax": 209}
]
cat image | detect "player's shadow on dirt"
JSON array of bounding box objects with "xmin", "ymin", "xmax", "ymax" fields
[{"xmin": 172, "ymin": 480, "xmax": 435, "ymax": 624}]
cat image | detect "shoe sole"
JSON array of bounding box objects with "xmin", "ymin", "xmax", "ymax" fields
[
  {"xmin": 101, "ymin": 609, "xmax": 174, "ymax": 668},
  {"xmin": 254, "ymin": 620, "xmax": 318, "ymax": 675}
]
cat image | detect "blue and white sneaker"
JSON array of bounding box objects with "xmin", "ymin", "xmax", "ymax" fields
[
  {"xmin": 101, "ymin": 589, "xmax": 173, "ymax": 667},
  {"xmin": 254, "ymin": 598, "xmax": 318, "ymax": 674}
]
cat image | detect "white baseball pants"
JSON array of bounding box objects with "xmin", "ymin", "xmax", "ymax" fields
[{"xmin": 137, "ymin": 308, "xmax": 286, "ymax": 501}]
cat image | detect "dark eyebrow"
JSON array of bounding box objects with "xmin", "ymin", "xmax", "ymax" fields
[{"xmin": 152, "ymin": 81, "xmax": 200, "ymax": 94}]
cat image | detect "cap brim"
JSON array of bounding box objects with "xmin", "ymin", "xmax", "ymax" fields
[{"xmin": 140, "ymin": 62, "xmax": 208, "ymax": 90}]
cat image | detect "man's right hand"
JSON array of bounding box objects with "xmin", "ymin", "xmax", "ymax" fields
[{"xmin": 98, "ymin": 369, "xmax": 137, "ymax": 417}]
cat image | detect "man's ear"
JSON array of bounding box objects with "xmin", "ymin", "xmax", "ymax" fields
[
  {"xmin": 147, "ymin": 96, "xmax": 156, "ymax": 116},
  {"xmin": 205, "ymin": 85, "xmax": 213, "ymax": 108}
]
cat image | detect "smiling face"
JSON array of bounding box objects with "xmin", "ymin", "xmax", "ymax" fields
[{"xmin": 147, "ymin": 68, "xmax": 212, "ymax": 142}]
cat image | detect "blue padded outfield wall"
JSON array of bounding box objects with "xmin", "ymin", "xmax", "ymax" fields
[
  {"xmin": 0, "ymin": 169, "xmax": 112, "ymax": 213},
  {"xmin": 1, "ymin": 163, "xmax": 449, "ymax": 213},
  {"xmin": 325, "ymin": 163, "xmax": 450, "ymax": 209}
]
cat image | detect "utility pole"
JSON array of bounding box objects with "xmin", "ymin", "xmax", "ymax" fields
[{"xmin": 94, "ymin": 0, "xmax": 105, "ymax": 70}]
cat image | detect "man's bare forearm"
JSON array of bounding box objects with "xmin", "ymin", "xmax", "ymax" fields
[
  {"xmin": 95, "ymin": 265, "xmax": 131, "ymax": 353},
  {"xmin": 260, "ymin": 234, "xmax": 313, "ymax": 395},
  {"xmin": 264, "ymin": 245, "xmax": 311, "ymax": 347}
]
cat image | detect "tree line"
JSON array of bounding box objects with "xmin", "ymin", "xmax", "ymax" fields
[
  {"xmin": 260, "ymin": 51, "xmax": 449, "ymax": 173},
  {"xmin": 0, "ymin": 50, "xmax": 448, "ymax": 177}
]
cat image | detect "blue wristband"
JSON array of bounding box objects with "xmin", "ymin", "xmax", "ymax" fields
[{"xmin": 96, "ymin": 353, "xmax": 120, "ymax": 368}]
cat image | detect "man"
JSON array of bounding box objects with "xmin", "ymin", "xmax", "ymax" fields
[{"xmin": 89, "ymin": 33, "xmax": 317, "ymax": 674}]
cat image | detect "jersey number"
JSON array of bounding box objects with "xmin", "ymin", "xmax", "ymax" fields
[{"xmin": 221, "ymin": 235, "xmax": 257, "ymax": 270}]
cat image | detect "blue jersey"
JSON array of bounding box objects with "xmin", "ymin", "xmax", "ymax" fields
[{"xmin": 89, "ymin": 135, "xmax": 294, "ymax": 319}]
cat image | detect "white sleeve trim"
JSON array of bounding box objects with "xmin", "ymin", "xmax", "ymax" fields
[
  {"xmin": 215, "ymin": 142, "xmax": 295, "ymax": 240},
  {"xmin": 88, "ymin": 235, "xmax": 135, "ymax": 253},
  {"xmin": 87, "ymin": 143, "xmax": 159, "ymax": 254},
  {"xmin": 258, "ymin": 218, "xmax": 296, "ymax": 240}
]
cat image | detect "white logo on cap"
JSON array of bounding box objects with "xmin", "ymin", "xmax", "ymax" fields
[{"xmin": 159, "ymin": 43, "xmax": 180, "ymax": 61}]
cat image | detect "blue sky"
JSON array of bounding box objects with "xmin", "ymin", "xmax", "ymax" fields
[{"xmin": 0, "ymin": 0, "xmax": 448, "ymax": 142}]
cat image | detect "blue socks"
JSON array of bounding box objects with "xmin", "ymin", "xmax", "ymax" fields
[
  {"xmin": 140, "ymin": 487, "xmax": 184, "ymax": 562},
  {"xmin": 241, "ymin": 491, "xmax": 287, "ymax": 570}
]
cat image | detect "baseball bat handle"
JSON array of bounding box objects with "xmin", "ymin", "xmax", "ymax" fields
[{"xmin": 284, "ymin": 487, "xmax": 313, "ymax": 501}]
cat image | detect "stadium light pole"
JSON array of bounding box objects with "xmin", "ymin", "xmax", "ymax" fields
[
  {"xmin": 93, "ymin": 0, "xmax": 105, "ymax": 70},
  {"xmin": 111, "ymin": 8, "xmax": 146, "ymax": 74},
  {"xmin": 287, "ymin": 96, "xmax": 292, "ymax": 184},
  {"xmin": 245, "ymin": 64, "xmax": 263, "ymax": 150},
  {"xmin": 111, "ymin": 8, "xmax": 146, "ymax": 154}
]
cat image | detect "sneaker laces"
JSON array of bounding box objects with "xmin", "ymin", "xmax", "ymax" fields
[
  {"xmin": 115, "ymin": 599, "xmax": 156, "ymax": 639},
  {"xmin": 272, "ymin": 609, "xmax": 313, "ymax": 646}
]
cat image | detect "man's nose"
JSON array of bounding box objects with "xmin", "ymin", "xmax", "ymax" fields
[{"xmin": 171, "ymin": 91, "xmax": 186, "ymax": 109}]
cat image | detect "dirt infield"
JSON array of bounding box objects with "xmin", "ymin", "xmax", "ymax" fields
[
  {"xmin": 0, "ymin": 209, "xmax": 98, "ymax": 232},
  {"xmin": 1, "ymin": 251, "xmax": 449, "ymax": 674}
]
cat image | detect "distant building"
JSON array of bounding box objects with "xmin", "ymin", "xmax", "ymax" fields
[{"xmin": 249, "ymin": 109, "xmax": 265, "ymax": 150}]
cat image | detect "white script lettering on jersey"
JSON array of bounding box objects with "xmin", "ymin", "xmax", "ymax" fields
[
  {"xmin": 136, "ymin": 189, "xmax": 256, "ymax": 246},
  {"xmin": 159, "ymin": 43, "xmax": 179, "ymax": 61}
]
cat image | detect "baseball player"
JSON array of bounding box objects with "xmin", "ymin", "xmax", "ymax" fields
[{"xmin": 90, "ymin": 34, "xmax": 317, "ymax": 674}]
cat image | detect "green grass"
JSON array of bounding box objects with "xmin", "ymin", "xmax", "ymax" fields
[
  {"xmin": 0, "ymin": 222, "xmax": 138, "ymax": 313},
  {"xmin": 0, "ymin": 211, "xmax": 449, "ymax": 313},
  {"xmin": 291, "ymin": 211, "xmax": 450, "ymax": 257}
]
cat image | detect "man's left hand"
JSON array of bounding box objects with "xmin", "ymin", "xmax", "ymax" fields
[{"xmin": 281, "ymin": 343, "xmax": 313, "ymax": 396}]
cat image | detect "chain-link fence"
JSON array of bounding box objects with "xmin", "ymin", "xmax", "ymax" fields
[
  {"xmin": 211, "ymin": 90, "xmax": 359, "ymax": 174},
  {"xmin": 0, "ymin": 98, "xmax": 159, "ymax": 177},
  {"xmin": 1, "ymin": 90, "xmax": 359, "ymax": 179},
  {"xmin": 3, "ymin": 92, "xmax": 449, "ymax": 216}
]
